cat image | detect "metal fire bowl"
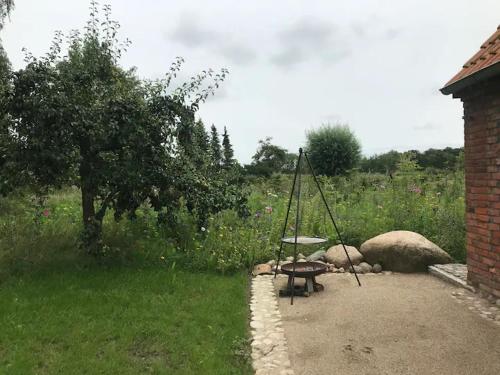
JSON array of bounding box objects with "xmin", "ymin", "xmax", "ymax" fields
[{"xmin": 280, "ymin": 261, "xmax": 327, "ymax": 278}]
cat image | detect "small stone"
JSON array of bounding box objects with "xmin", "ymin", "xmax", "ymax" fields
[
  {"xmin": 298, "ymin": 259, "xmax": 306, "ymax": 263},
  {"xmin": 349, "ymin": 265, "xmax": 363, "ymax": 274},
  {"xmin": 359, "ymin": 262, "xmax": 372, "ymax": 273},
  {"xmin": 286, "ymin": 256, "xmax": 293, "ymax": 262},
  {"xmin": 267, "ymin": 259, "xmax": 276, "ymax": 267},
  {"xmin": 306, "ymin": 250, "xmax": 326, "ymax": 262},
  {"xmin": 338, "ymin": 267, "xmax": 345, "ymax": 273},
  {"xmin": 297, "ymin": 253, "xmax": 306, "ymax": 260},
  {"xmin": 372, "ymin": 263, "xmax": 382, "ymax": 273}
]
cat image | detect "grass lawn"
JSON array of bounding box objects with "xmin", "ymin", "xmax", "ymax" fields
[{"xmin": 0, "ymin": 266, "xmax": 252, "ymax": 374}]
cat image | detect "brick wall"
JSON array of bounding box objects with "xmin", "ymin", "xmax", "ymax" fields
[{"xmin": 459, "ymin": 75, "xmax": 500, "ymax": 298}]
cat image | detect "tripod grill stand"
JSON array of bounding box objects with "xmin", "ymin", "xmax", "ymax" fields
[{"xmin": 274, "ymin": 148, "xmax": 361, "ymax": 305}]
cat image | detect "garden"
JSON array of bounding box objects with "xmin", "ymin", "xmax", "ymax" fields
[{"xmin": 0, "ymin": 1, "xmax": 466, "ymax": 374}]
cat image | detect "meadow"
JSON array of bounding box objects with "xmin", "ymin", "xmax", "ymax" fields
[
  {"xmin": 0, "ymin": 168, "xmax": 465, "ymax": 279},
  {"xmin": 0, "ymin": 167, "xmax": 465, "ymax": 373}
]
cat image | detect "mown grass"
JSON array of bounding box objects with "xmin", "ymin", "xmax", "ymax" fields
[{"xmin": 0, "ymin": 266, "xmax": 252, "ymax": 374}]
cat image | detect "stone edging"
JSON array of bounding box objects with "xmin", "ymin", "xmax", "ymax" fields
[
  {"xmin": 428, "ymin": 264, "xmax": 475, "ymax": 292},
  {"xmin": 250, "ymin": 275, "xmax": 294, "ymax": 375}
]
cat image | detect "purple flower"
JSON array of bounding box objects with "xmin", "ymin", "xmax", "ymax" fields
[
  {"xmin": 42, "ymin": 209, "xmax": 50, "ymax": 217},
  {"xmin": 254, "ymin": 211, "xmax": 262, "ymax": 219}
]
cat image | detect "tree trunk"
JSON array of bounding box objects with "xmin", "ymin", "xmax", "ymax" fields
[{"xmin": 81, "ymin": 181, "xmax": 102, "ymax": 255}]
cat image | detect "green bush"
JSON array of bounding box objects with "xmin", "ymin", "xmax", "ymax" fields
[{"xmin": 306, "ymin": 123, "xmax": 361, "ymax": 176}]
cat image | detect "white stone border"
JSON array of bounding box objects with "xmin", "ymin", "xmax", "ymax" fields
[{"xmin": 250, "ymin": 275, "xmax": 294, "ymax": 375}]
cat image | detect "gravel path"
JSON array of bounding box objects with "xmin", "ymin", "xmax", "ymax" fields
[{"xmin": 275, "ymin": 273, "xmax": 500, "ymax": 375}]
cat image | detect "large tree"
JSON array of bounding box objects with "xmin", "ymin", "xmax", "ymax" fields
[
  {"xmin": 7, "ymin": 2, "xmax": 231, "ymax": 254},
  {"xmin": 245, "ymin": 137, "xmax": 294, "ymax": 177},
  {"xmin": 0, "ymin": 0, "xmax": 13, "ymax": 194},
  {"xmin": 306, "ymin": 124, "xmax": 361, "ymax": 176}
]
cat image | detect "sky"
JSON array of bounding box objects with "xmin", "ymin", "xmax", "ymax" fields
[{"xmin": 3, "ymin": 0, "xmax": 500, "ymax": 163}]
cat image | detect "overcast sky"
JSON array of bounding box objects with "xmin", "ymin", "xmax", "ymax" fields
[{"xmin": 3, "ymin": 0, "xmax": 500, "ymax": 163}]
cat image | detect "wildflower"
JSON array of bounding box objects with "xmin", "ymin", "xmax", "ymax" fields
[
  {"xmin": 160, "ymin": 256, "xmax": 165, "ymax": 260},
  {"xmin": 201, "ymin": 226, "xmax": 206, "ymax": 232},
  {"xmin": 255, "ymin": 211, "xmax": 262, "ymax": 219},
  {"xmin": 265, "ymin": 206, "xmax": 273, "ymax": 214},
  {"xmin": 42, "ymin": 209, "xmax": 50, "ymax": 217},
  {"xmin": 409, "ymin": 185, "xmax": 422, "ymax": 194}
]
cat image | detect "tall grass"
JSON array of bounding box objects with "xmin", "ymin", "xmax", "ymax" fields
[{"xmin": 0, "ymin": 170, "xmax": 465, "ymax": 279}]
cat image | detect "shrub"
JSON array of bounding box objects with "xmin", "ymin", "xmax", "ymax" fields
[{"xmin": 306, "ymin": 124, "xmax": 361, "ymax": 176}]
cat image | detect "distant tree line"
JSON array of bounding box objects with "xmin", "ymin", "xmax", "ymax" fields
[
  {"xmin": 360, "ymin": 147, "xmax": 464, "ymax": 174},
  {"xmin": 244, "ymin": 125, "xmax": 464, "ymax": 177}
]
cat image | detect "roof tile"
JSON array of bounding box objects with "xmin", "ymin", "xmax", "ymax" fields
[{"xmin": 443, "ymin": 25, "xmax": 500, "ymax": 89}]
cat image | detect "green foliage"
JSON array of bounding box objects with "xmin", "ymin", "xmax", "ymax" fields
[
  {"xmin": 4, "ymin": 2, "xmax": 244, "ymax": 255},
  {"xmin": 0, "ymin": 167, "xmax": 465, "ymax": 281},
  {"xmin": 245, "ymin": 137, "xmax": 296, "ymax": 177},
  {"xmin": 306, "ymin": 123, "xmax": 361, "ymax": 176},
  {"xmin": 222, "ymin": 126, "xmax": 235, "ymax": 168},
  {"xmin": 0, "ymin": 0, "xmax": 14, "ymax": 30},
  {"xmin": 0, "ymin": 0, "xmax": 13, "ymax": 195},
  {"xmin": 360, "ymin": 150, "xmax": 400, "ymax": 174},
  {"xmin": 361, "ymin": 147, "xmax": 464, "ymax": 174},
  {"xmin": 209, "ymin": 124, "xmax": 222, "ymax": 168}
]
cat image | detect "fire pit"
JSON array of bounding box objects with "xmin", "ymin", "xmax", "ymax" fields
[{"xmin": 279, "ymin": 261, "xmax": 328, "ymax": 297}]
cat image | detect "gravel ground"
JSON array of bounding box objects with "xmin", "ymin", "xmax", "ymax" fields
[{"xmin": 275, "ymin": 273, "xmax": 500, "ymax": 375}]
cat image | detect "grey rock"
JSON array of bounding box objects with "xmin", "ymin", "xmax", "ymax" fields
[
  {"xmin": 372, "ymin": 263, "xmax": 382, "ymax": 273},
  {"xmin": 349, "ymin": 265, "xmax": 363, "ymax": 274},
  {"xmin": 359, "ymin": 262, "xmax": 373, "ymax": 273},
  {"xmin": 338, "ymin": 267, "xmax": 345, "ymax": 273},
  {"xmin": 325, "ymin": 245, "xmax": 363, "ymax": 268},
  {"xmin": 306, "ymin": 250, "xmax": 326, "ymax": 262},
  {"xmin": 359, "ymin": 231, "xmax": 453, "ymax": 272}
]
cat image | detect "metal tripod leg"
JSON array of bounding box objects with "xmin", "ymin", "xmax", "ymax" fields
[
  {"xmin": 303, "ymin": 152, "xmax": 361, "ymax": 287},
  {"xmin": 274, "ymin": 152, "xmax": 302, "ymax": 278}
]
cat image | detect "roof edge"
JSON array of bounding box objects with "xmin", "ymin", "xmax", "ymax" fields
[{"xmin": 440, "ymin": 61, "xmax": 500, "ymax": 96}]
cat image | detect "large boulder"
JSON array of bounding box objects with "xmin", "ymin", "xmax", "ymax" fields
[
  {"xmin": 325, "ymin": 245, "xmax": 363, "ymax": 268},
  {"xmin": 359, "ymin": 231, "xmax": 453, "ymax": 272}
]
